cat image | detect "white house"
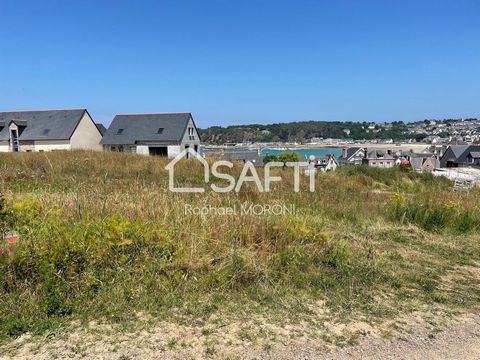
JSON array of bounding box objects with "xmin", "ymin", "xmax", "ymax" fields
[
  {"xmin": 101, "ymin": 112, "xmax": 201, "ymax": 157},
  {"xmin": 315, "ymin": 154, "xmax": 338, "ymax": 172},
  {"xmin": 0, "ymin": 109, "xmax": 103, "ymax": 152}
]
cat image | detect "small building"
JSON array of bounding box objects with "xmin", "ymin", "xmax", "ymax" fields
[
  {"xmin": 455, "ymin": 146, "xmax": 480, "ymax": 167},
  {"xmin": 439, "ymin": 145, "xmax": 480, "ymax": 168},
  {"xmin": 439, "ymin": 145, "xmax": 469, "ymax": 168},
  {"xmin": 314, "ymin": 154, "xmax": 338, "ymax": 172},
  {"xmin": 0, "ymin": 109, "xmax": 103, "ymax": 152},
  {"xmin": 101, "ymin": 113, "xmax": 201, "ymax": 157},
  {"xmin": 362, "ymin": 149, "xmax": 396, "ymax": 168},
  {"xmin": 340, "ymin": 147, "xmax": 365, "ymax": 165},
  {"xmin": 409, "ymin": 154, "xmax": 440, "ymax": 172}
]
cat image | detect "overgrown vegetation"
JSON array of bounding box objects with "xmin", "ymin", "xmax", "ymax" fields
[{"xmin": 0, "ymin": 151, "xmax": 479, "ymax": 342}]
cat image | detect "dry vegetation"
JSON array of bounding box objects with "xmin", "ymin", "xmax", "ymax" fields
[{"xmin": 0, "ymin": 151, "xmax": 479, "ymax": 355}]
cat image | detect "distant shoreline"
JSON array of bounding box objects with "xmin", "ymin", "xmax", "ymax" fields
[{"xmin": 203, "ymin": 143, "xmax": 431, "ymax": 152}]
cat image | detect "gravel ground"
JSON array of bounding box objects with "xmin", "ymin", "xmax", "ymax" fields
[
  {"xmin": 1, "ymin": 314, "xmax": 479, "ymax": 359},
  {"xmin": 280, "ymin": 315, "xmax": 480, "ymax": 360}
]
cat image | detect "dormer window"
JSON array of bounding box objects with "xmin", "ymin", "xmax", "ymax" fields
[
  {"xmin": 116, "ymin": 128, "xmax": 124, "ymax": 135},
  {"xmin": 157, "ymin": 128, "xmax": 164, "ymax": 134},
  {"xmin": 43, "ymin": 129, "xmax": 50, "ymax": 135}
]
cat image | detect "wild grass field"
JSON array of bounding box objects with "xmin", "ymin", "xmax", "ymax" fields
[{"xmin": 0, "ymin": 151, "xmax": 479, "ymax": 356}]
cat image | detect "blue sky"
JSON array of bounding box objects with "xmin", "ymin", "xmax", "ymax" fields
[{"xmin": 1, "ymin": 0, "xmax": 479, "ymax": 127}]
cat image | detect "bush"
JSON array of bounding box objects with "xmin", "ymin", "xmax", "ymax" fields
[
  {"xmin": 278, "ymin": 152, "xmax": 300, "ymax": 163},
  {"xmin": 263, "ymin": 154, "xmax": 279, "ymax": 164}
]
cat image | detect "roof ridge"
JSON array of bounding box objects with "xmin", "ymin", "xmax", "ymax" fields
[
  {"xmin": 0, "ymin": 108, "xmax": 86, "ymax": 113},
  {"xmin": 115, "ymin": 112, "xmax": 191, "ymax": 116}
]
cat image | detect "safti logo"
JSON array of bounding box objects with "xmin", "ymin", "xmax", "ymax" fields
[{"xmin": 165, "ymin": 148, "xmax": 316, "ymax": 193}]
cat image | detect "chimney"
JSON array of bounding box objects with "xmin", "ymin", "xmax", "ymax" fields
[
  {"xmin": 364, "ymin": 147, "xmax": 368, "ymax": 159},
  {"xmin": 342, "ymin": 147, "xmax": 348, "ymax": 159}
]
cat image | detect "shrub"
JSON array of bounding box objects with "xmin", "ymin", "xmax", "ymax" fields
[
  {"xmin": 278, "ymin": 152, "xmax": 299, "ymax": 163},
  {"xmin": 263, "ymin": 154, "xmax": 279, "ymax": 164}
]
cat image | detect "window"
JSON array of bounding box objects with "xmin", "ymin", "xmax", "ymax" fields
[
  {"xmin": 116, "ymin": 129, "xmax": 124, "ymax": 135},
  {"xmin": 43, "ymin": 129, "xmax": 50, "ymax": 135},
  {"xmin": 157, "ymin": 128, "xmax": 164, "ymax": 134},
  {"xmin": 188, "ymin": 127, "xmax": 195, "ymax": 140}
]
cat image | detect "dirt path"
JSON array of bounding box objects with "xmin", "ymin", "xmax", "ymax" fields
[
  {"xmin": 1, "ymin": 315, "xmax": 479, "ymax": 359},
  {"xmin": 307, "ymin": 315, "xmax": 480, "ymax": 360}
]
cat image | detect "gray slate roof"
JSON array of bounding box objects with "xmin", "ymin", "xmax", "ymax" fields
[
  {"xmin": 456, "ymin": 145, "xmax": 480, "ymax": 163},
  {"xmin": 410, "ymin": 152, "xmax": 435, "ymax": 158},
  {"xmin": 343, "ymin": 147, "xmax": 363, "ymax": 160},
  {"xmin": 367, "ymin": 149, "xmax": 395, "ymax": 160},
  {"xmin": 95, "ymin": 123, "xmax": 107, "ymax": 136},
  {"xmin": 410, "ymin": 156, "xmax": 439, "ymax": 171},
  {"xmin": 101, "ymin": 113, "xmax": 194, "ymax": 145},
  {"xmin": 450, "ymin": 145, "xmax": 470, "ymax": 158},
  {"xmin": 0, "ymin": 109, "xmax": 86, "ymax": 141},
  {"xmin": 410, "ymin": 157, "xmax": 424, "ymax": 171}
]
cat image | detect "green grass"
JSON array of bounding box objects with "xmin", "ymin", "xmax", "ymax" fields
[{"xmin": 0, "ymin": 151, "xmax": 479, "ymax": 342}]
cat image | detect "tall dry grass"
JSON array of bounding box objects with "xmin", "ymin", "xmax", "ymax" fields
[{"xmin": 0, "ymin": 151, "xmax": 479, "ymax": 339}]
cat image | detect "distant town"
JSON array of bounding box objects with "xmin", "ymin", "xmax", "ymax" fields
[{"xmin": 199, "ymin": 118, "xmax": 480, "ymax": 146}]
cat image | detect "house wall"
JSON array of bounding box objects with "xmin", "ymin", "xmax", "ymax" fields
[
  {"xmin": 167, "ymin": 145, "xmax": 182, "ymax": 158},
  {"xmin": 70, "ymin": 112, "xmax": 103, "ymax": 151},
  {"xmin": 136, "ymin": 146, "xmax": 149, "ymax": 155},
  {"xmin": 8, "ymin": 123, "xmax": 18, "ymax": 152},
  {"xmin": 0, "ymin": 141, "xmax": 9, "ymax": 152},
  {"xmin": 439, "ymin": 147, "xmax": 456, "ymax": 168},
  {"xmin": 109, "ymin": 144, "xmax": 182, "ymax": 157},
  {"xmin": 366, "ymin": 159, "xmax": 395, "ymax": 168},
  {"xmin": 103, "ymin": 145, "xmax": 136, "ymax": 153},
  {"xmin": 422, "ymin": 158, "xmax": 435, "ymax": 172},
  {"xmin": 464, "ymin": 157, "xmax": 480, "ymax": 167},
  {"xmin": 181, "ymin": 117, "xmax": 201, "ymax": 150},
  {"xmin": 33, "ymin": 140, "xmax": 71, "ymax": 152},
  {"xmin": 19, "ymin": 141, "xmax": 35, "ymax": 152},
  {"xmin": 327, "ymin": 160, "xmax": 337, "ymax": 171}
]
